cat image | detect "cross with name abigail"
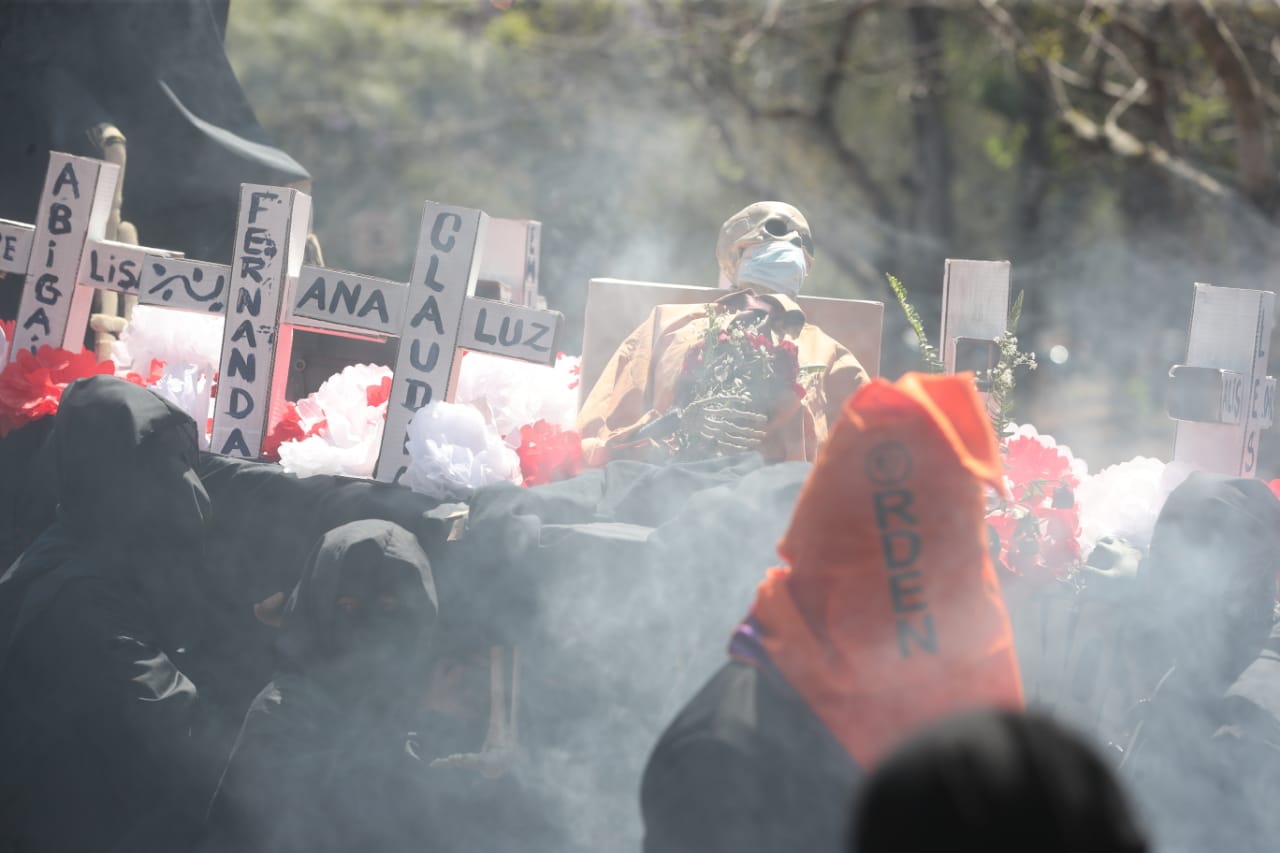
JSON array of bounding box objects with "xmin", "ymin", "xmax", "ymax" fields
[{"xmin": 0, "ymin": 151, "xmax": 563, "ymax": 484}]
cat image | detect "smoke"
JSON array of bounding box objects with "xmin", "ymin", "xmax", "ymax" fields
[{"xmin": 0, "ymin": 1, "xmax": 1253, "ymax": 850}]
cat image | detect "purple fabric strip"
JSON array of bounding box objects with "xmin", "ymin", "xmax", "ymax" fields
[{"xmin": 728, "ymin": 617, "xmax": 771, "ymax": 669}]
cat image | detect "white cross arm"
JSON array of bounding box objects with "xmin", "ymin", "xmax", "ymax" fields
[
  {"xmin": 1168, "ymin": 365, "xmax": 1276, "ymax": 430},
  {"xmin": 1171, "ymin": 283, "xmax": 1276, "ymax": 477},
  {"xmin": 287, "ymin": 265, "xmax": 561, "ymax": 365},
  {"xmin": 0, "ymin": 219, "xmax": 34, "ymax": 275},
  {"xmin": 77, "ymin": 239, "xmax": 231, "ymax": 315}
]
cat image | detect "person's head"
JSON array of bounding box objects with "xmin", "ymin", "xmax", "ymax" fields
[
  {"xmin": 851, "ymin": 710, "xmax": 1149, "ymax": 853},
  {"xmin": 715, "ymin": 201, "xmax": 813, "ymax": 297},
  {"xmin": 53, "ymin": 375, "xmax": 209, "ymax": 545},
  {"xmin": 1140, "ymin": 472, "xmax": 1280, "ymax": 685},
  {"xmin": 279, "ymin": 519, "xmax": 438, "ymax": 703}
]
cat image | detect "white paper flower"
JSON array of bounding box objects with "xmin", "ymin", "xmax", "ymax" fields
[
  {"xmin": 1077, "ymin": 456, "xmax": 1169, "ymax": 554},
  {"xmin": 455, "ymin": 351, "xmax": 581, "ymax": 445},
  {"xmin": 400, "ymin": 400, "xmax": 521, "ymax": 501},
  {"xmin": 147, "ymin": 363, "xmax": 213, "ymax": 449},
  {"xmin": 276, "ymin": 363, "xmax": 393, "ymax": 479},
  {"xmin": 113, "ymin": 305, "xmax": 224, "ymax": 376}
]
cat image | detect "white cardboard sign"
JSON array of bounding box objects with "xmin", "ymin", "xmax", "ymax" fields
[
  {"xmin": 210, "ymin": 185, "xmax": 312, "ymax": 458},
  {"xmin": 0, "ymin": 219, "xmax": 35, "ymax": 273},
  {"xmin": 378, "ymin": 205, "xmax": 486, "ymax": 482},
  {"xmin": 7, "ymin": 154, "xmax": 118, "ymax": 359},
  {"xmin": 939, "ymin": 259, "xmax": 1011, "ymax": 377}
]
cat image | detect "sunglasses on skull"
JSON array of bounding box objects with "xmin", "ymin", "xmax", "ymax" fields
[{"xmin": 763, "ymin": 216, "xmax": 814, "ymax": 256}]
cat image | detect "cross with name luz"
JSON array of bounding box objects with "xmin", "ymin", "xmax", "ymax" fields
[{"xmin": 0, "ymin": 152, "xmax": 563, "ymax": 483}]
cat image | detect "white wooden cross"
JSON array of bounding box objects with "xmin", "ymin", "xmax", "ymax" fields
[
  {"xmin": 939, "ymin": 259, "xmax": 1011, "ymax": 390},
  {"xmin": 283, "ymin": 204, "xmax": 563, "ymax": 483},
  {"xmin": 1167, "ymin": 283, "xmax": 1275, "ymax": 477},
  {"xmin": 209, "ymin": 183, "xmax": 312, "ymax": 458},
  {"xmin": 476, "ymin": 217, "xmax": 542, "ymax": 308}
]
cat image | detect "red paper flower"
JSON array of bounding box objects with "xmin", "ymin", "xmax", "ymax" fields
[
  {"xmin": 124, "ymin": 358, "xmax": 167, "ymax": 388},
  {"xmin": 260, "ymin": 402, "xmax": 330, "ymax": 462},
  {"xmin": 366, "ymin": 376, "xmax": 392, "ymax": 408},
  {"xmin": 563, "ymin": 354, "xmax": 581, "ymax": 391},
  {"xmin": 987, "ymin": 432, "xmax": 1082, "ymax": 584},
  {"xmin": 0, "ymin": 346, "xmax": 116, "ymax": 437},
  {"xmin": 516, "ymin": 420, "xmax": 583, "ymax": 487},
  {"xmin": 1003, "ymin": 434, "xmax": 1080, "ymax": 498}
]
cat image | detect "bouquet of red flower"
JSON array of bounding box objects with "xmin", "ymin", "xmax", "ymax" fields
[
  {"xmin": 0, "ymin": 346, "xmax": 143, "ymax": 438},
  {"xmin": 670, "ymin": 304, "xmax": 805, "ymax": 458},
  {"xmin": 986, "ymin": 426, "xmax": 1084, "ymax": 585},
  {"xmin": 515, "ymin": 419, "xmax": 583, "ymax": 487}
]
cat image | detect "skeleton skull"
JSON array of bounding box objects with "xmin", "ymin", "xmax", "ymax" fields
[{"xmin": 715, "ymin": 201, "xmax": 814, "ymax": 289}]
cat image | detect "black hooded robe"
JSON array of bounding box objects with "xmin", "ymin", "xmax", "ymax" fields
[
  {"xmin": 641, "ymin": 658, "xmax": 861, "ymax": 853},
  {"xmin": 202, "ymin": 519, "xmax": 439, "ymax": 853},
  {"xmin": 0, "ymin": 376, "xmax": 214, "ymax": 853},
  {"xmin": 1119, "ymin": 473, "xmax": 1280, "ymax": 853},
  {"xmin": 0, "ymin": 0, "xmax": 308, "ymax": 302}
]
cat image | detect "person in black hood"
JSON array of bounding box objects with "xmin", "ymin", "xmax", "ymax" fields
[
  {"xmin": 1119, "ymin": 472, "xmax": 1280, "ymax": 853},
  {"xmin": 851, "ymin": 710, "xmax": 1149, "ymax": 853},
  {"xmin": 0, "ymin": 0, "xmax": 309, "ymax": 279},
  {"xmin": 202, "ymin": 519, "xmax": 439, "ymax": 853},
  {"xmin": 0, "ymin": 375, "xmax": 213, "ymax": 853}
]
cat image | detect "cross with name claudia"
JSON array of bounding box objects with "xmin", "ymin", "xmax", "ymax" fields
[{"xmin": 0, "ymin": 152, "xmax": 563, "ymax": 483}]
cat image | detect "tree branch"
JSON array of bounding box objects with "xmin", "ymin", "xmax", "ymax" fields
[
  {"xmin": 1175, "ymin": 0, "xmax": 1275, "ymax": 203},
  {"xmin": 978, "ymin": 0, "xmax": 1239, "ymax": 205}
]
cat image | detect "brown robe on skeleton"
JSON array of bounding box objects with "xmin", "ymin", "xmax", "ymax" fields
[{"xmin": 576, "ymin": 289, "xmax": 867, "ymax": 466}]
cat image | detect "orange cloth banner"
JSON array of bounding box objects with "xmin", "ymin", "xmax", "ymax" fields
[{"xmin": 749, "ymin": 373, "xmax": 1024, "ymax": 767}]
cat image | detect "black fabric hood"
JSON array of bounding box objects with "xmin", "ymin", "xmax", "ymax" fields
[
  {"xmin": 1141, "ymin": 472, "xmax": 1280, "ymax": 683},
  {"xmin": 278, "ymin": 519, "xmax": 438, "ymax": 673},
  {"xmin": 53, "ymin": 375, "xmax": 208, "ymax": 544}
]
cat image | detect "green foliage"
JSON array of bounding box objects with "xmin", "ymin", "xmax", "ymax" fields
[
  {"xmin": 887, "ymin": 273, "xmax": 944, "ymax": 373},
  {"xmin": 983, "ymin": 125, "xmax": 1028, "ymax": 171},
  {"xmin": 986, "ymin": 291, "xmax": 1037, "ymax": 436},
  {"xmin": 889, "ymin": 273, "xmax": 1036, "ymax": 432}
]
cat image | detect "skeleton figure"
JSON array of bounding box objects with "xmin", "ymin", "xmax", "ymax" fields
[{"xmin": 577, "ymin": 201, "xmax": 867, "ymax": 465}]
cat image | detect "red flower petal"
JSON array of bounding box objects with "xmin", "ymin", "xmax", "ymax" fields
[
  {"xmin": 0, "ymin": 345, "xmax": 118, "ymax": 438},
  {"xmin": 516, "ymin": 420, "xmax": 583, "ymax": 487},
  {"xmin": 366, "ymin": 376, "xmax": 392, "ymax": 408}
]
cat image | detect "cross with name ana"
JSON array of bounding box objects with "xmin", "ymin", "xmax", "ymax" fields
[
  {"xmin": 1166, "ymin": 282, "xmax": 1275, "ymax": 477},
  {"xmin": 1, "ymin": 152, "xmax": 563, "ymax": 484}
]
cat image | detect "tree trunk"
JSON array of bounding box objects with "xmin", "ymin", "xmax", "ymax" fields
[{"xmin": 905, "ymin": 4, "xmax": 954, "ymax": 249}]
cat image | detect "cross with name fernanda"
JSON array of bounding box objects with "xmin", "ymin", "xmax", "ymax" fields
[{"xmin": 0, "ymin": 152, "xmax": 563, "ymax": 484}]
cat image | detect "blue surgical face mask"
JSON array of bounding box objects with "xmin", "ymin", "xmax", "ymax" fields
[{"xmin": 734, "ymin": 240, "xmax": 809, "ymax": 297}]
